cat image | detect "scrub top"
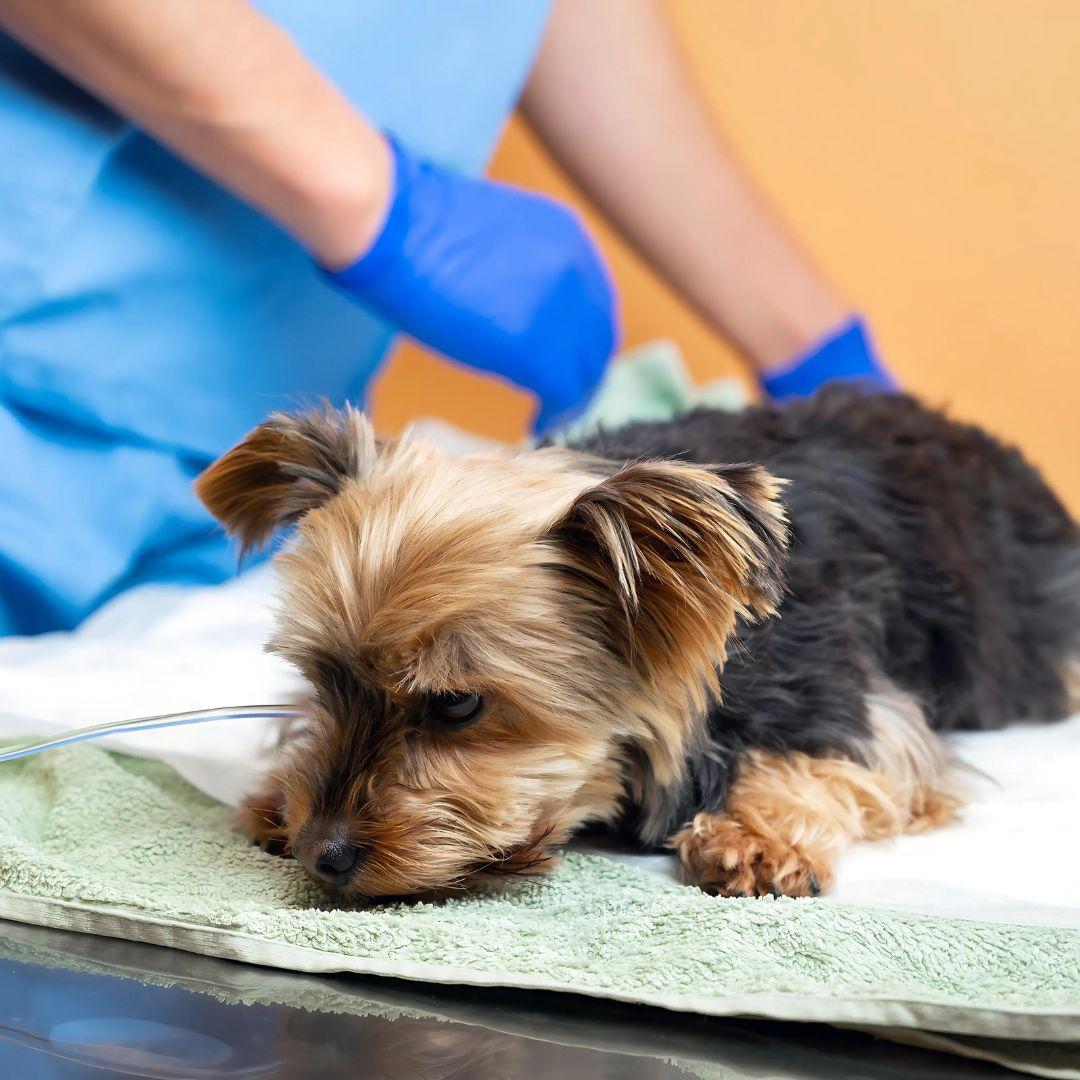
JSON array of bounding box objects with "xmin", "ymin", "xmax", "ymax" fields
[{"xmin": 0, "ymin": 1, "xmax": 552, "ymax": 635}]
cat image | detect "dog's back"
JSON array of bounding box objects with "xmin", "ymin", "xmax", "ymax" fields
[{"xmin": 574, "ymin": 387, "xmax": 1079, "ymax": 736}]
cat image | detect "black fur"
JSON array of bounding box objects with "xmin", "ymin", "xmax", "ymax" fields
[{"xmin": 571, "ymin": 387, "xmax": 1079, "ymax": 842}]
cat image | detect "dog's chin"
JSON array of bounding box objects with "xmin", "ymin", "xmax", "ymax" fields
[
  {"xmin": 305, "ymin": 866, "xmax": 517, "ymax": 906},
  {"xmin": 310, "ymin": 878, "xmax": 451, "ymax": 905},
  {"xmin": 302, "ymin": 830, "xmax": 560, "ymax": 904}
]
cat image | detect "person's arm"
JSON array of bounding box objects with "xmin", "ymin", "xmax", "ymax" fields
[
  {"xmin": 0, "ymin": 0, "xmax": 389, "ymax": 268},
  {"xmin": 0, "ymin": 0, "xmax": 618, "ymax": 431},
  {"xmin": 521, "ymin": 0, "xmax": 884, "ymax": 386}
]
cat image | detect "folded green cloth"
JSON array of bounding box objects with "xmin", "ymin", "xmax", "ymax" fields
[
  {"xmin": 557, "ymin": 339, "xmax": 748, "ymax": 442},
  {"xmin": 1, "ymin": 746, "xmax": 1078, "ymax": 1048}
]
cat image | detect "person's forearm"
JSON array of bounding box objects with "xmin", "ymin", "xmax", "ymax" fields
[
  {"xmin": 521, "ymin": 0, "xmax": 849, "ymax": 371},
  {"xmin": 0, "ymin": 0, "xmax": 389, "ymax": 267}
]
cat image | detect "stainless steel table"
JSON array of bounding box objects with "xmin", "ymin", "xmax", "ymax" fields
[{"xmin": 0, "ymin": 920, "xmax": 1016, "ymax": 1078}]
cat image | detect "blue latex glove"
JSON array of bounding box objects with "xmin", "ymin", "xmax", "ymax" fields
[
  {"xmin": 760, "ymin": 317, "xmax": 897, "ymax": 401},
  {"xmin": 325, "ymin": 136, "xmax": 618, "ymax": 434}
]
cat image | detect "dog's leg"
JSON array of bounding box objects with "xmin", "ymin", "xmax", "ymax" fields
[
  {"xmin": 672, "ymin": 682, "xmax": 963, "ymax": 897},
  {"xmin": 236, "ymin": 712, "xmax": 310, "ymax": 857},
  {"xmin": 237, "ymin": 780, "xmax": 291, "ymax": 856}
]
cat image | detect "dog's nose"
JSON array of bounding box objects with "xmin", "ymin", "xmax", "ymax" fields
[
  {"xmin": 314, "ymin": 839, "xmax": 363, "ymax": 882},
  {"xmin": 303, "ymin": 834, "xmax": 368, "ymax": 887}
]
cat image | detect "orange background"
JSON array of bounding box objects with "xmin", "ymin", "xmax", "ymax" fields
[{"xmin": 372, "ymin": 1, "xmax": 1080, "ymax": 510}]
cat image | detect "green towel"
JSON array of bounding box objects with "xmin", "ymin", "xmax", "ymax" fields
[
  {"xmin": 1, "ymin": 746, "xmax": 1078, "ymax": 1049},
  {"xmin": 556, "ymin": 339, "xmax": 748, "ymax": 442}
]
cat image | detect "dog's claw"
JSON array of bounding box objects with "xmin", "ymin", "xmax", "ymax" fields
[
  {"xmin": 768, "ymin": 884, "xmax": 782, "ymax": 898},
  {"xmin": 808, "ymin": 873, "xmax": 821, "ymax": 896}
]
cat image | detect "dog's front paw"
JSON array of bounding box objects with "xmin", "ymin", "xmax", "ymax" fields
[
  {"xmin": 671, "ymin": 813, "xmax": 829, "ymax": 898},
  {"xmin": 236, "ymin": 783, "xmax": 291, "ymax": 857}
]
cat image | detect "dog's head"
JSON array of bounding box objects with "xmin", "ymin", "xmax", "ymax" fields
[{"xmin": 196, "ymin": 406, "xmax": 787, "ymax": 898}]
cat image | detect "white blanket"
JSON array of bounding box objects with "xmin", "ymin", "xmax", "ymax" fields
[{"xmin": 2, "ymin": 566, "xmax": 1078, "ymax": 930}]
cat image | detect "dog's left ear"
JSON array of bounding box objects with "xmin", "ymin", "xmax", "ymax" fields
[
  {"xmin": 545, "ymin": 460, "xmax": 788, "ymax": 683},
  {"xmin": 196, "ymin": 404, "xmax": 378, "ymax": 556}
]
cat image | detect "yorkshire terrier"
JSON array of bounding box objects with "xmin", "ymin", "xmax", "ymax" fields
[{"xmin": 196, "ymin": 387, "xmax": 1078, "ymax": 900}]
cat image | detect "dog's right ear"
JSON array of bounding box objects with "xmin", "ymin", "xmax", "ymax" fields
[
  {"xmin": 543, "ymin": 459, "xmax": 788, "ymax": 691},
  {"xmin": 195, "ymin": 405, "xmax": 378, "ymax": 556}
]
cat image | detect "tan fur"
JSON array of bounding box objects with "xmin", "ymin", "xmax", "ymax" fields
[
  {"xmin": 199, "ymin": 408, "xmax": 788, "ymax": 898},
  {"xmin": 1064, "ymin": 655, "xmax": 1080, "ymax": 714},
  {"xmin": 238, "ymin": 780, "xmax": 291, "ymax": 855},
  {"xmin": 198, "ymin": 408, "xmax": 959, "ymax": 903},
  {"xmin": 205, "ymin": 410, "xmax": 964, "ymax": 900},
  {"xmin": 672, "ymin": 683, "xmax": 963, "ymax": 896},
  {"xmin": 195, "ymin": 405, "xmax": 384, "ymax": 557}
]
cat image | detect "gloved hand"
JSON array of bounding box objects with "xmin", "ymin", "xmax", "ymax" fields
[
  {"xmin": 324, "ymin": 135, "xmax": 618, "ymax": 434},
  {"xmin": 759, "ymin": 317, "xmax": 897, "ymax": 401}
]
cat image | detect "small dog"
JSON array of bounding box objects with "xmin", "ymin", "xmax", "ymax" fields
[{"xmin": 196, "ymin": 388, "xmax": 1079, "ymax": 900}]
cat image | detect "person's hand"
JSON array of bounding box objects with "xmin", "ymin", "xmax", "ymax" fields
[
  {"xmin": 759, "ymin": 318, "xmax": 897, "ymax": 401},
  {"xmin": 324, "ymin": 136, "xmax": 619, "ymax": 434}
]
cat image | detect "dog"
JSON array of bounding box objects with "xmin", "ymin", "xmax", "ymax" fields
[{"xmin": 195, "ymin": 387, "xmax": 1079, "ymax": 900}]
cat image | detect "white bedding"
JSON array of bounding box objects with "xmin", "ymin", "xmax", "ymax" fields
[{"xmin": 2, "ymin": 565, "xmax": 1078, "ymax": 930}]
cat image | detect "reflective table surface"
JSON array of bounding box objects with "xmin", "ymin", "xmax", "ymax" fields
[{"xmin": 0, "ymin": 920, "xmax": 1022, "ymax": 1079}]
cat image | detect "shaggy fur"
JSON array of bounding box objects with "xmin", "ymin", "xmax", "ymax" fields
[{"xmin": 197, "ymin": 387, "xmax": 1079, "ymax": 900}]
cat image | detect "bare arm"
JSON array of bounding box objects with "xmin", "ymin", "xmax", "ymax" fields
[
  {"xmin": 521, "ymin": 0, "xmax": 850, "ymax": 372},
  {"xmin": 0, "ymin": 0, "xmax": 390, "ymax": 268}
]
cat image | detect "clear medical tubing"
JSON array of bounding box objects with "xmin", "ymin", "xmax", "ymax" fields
[{"xmin": 0, "ymin": 706, "xmax": 300, "ymax": 764}]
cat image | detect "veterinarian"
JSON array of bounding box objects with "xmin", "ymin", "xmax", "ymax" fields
[{"xmin": 0, "ymin": 0, "xmax": 893, "ymax": 637}]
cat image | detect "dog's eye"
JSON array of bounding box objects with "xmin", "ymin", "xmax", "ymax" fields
[{"xmin": 427, "ymin": 691, "xmax": 484, "ymax": 725}]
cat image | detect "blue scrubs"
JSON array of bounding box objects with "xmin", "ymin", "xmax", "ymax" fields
[{"xmin": 0, "ymin": 2, "xmax": 551, "ymax": 634}]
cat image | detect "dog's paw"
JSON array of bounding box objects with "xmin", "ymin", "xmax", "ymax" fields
[
  {"xmin": 236, "ymin": 783, "xmax": 291, "ymax": 857},
  {"xmin": 670, "ymin": 813, "xmax": 829, "ymax": 898}
]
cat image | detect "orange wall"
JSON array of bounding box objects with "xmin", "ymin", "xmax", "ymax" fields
[{"xmin": 373, "ymin": 0, "xmax": 1080, "ymax": 509}]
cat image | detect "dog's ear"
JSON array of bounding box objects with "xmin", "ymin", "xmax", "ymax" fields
[
  {"xmin": 545, "ymin": 460, "xmax": 788, "ymax": 685},
  {"xmin": 196, "ymin": 405, "xmax": 379, "ymax": 556}
]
